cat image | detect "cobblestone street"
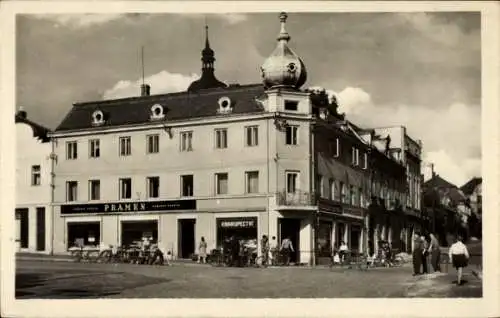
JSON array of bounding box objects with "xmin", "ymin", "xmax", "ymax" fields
[{"xmin": 15, "ymin": 259, "xmax": 482, "ymax": 298}]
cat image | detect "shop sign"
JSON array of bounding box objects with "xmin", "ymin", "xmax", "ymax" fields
[
  {"xmin": 218, "ymin": 218, "xmax": 257, "ymax": 229},
  {"xmin": 61, "ymin": 199, "xmax": 196, "ymax": 215}
]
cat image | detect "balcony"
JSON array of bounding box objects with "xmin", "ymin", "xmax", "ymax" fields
[{"xmin": 276, "ymin": 190, "xmax": 317, "ymax": 209}]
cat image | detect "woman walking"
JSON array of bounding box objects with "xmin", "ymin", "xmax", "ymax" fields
[
  {"xmin": 449, "ymin": 235, "xmax": 470, "ymax": 285},
  {"xmin": 428, "ymin": 233, "xmax": 441, "ymax": 272},
  {"xmin": 198, "ymin": 237, "xmax": 208, "ymax": 264}
]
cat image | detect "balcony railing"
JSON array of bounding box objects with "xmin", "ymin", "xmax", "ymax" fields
[{"xmin": 276, "ymin": 190, "xmax": 317, "ymax": 206}]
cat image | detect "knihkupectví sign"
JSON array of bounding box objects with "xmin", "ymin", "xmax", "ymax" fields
[{"xmin": 61, "ymin": 200, "xmax": 196, "ymax": 215}]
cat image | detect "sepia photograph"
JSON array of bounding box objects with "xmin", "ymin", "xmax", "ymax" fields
[{"xmin": 1, "ymin": 1, "xmax": 499, "ymax": 317}]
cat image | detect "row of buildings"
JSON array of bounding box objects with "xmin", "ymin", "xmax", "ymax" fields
[{"xmin": 16, "ymin": 13, "xmax": 428, "ymax": 264}]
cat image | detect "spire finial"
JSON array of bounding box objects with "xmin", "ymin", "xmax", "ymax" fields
[
  {"xmin": 205, "ymin": 24, "xmax": 210, "ymax": 49},
  {"xmin": 277, "ymin": 12, "xmax": 290, "ymax": 42}
]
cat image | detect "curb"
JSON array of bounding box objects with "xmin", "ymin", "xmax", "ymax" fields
[{"xmin": 17, "ymin": 257, "xmax": 74, "ymax": 263}]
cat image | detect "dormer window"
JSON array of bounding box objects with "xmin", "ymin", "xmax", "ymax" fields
[
  {"xmin": 284, "ymin": 100, "xmax": 298, "ymax": 111},
  {"xmin": 150, "ymin": 104, "xmax": 165, "ymax": 120},
  {"xmin": 91, "ymin": 110, "xmax": 105, "ymax": 126},
  {"xmin": 217, "ymin": 96, "xmax": 233, "ymax": 114}
]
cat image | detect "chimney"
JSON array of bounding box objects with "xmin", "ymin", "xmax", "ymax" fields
[
  {"xmin": 140, "ymin": 84, "xmax": 151, "ymax": 96},
  {"xmin": 17, "ymin": 106, "xmax": 27, "ymax": 119}
]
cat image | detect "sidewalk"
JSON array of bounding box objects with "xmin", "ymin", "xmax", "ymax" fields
[{"xmin": 405, "ymin": 268, "xmax": 482, "ymax": 297}]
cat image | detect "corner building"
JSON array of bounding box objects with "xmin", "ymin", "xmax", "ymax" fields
[{"xmin": 50, "ymin": 13, "xmax": 420, "ymax": 263}]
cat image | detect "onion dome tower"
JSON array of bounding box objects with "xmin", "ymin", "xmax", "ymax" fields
[
  {"xmin": 260, "ymin": 12, "xmax": 307, "ymax": 90},
  {"xmin": 188, "ymin": 25, "xmax": 228, "ymax": 92}
]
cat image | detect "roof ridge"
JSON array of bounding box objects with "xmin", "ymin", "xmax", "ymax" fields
[{"xmin": 75, "ymin": 83, "xmax": 264, "ymax": 107}]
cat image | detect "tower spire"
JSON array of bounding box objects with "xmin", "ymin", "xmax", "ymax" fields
[{"xmin": 205, "ymin": 24, "xmax": 210, "ymax": 49}]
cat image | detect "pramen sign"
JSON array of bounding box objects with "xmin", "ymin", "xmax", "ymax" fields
[{"xmin": 61, "ymin": 200, "xmax": 196, "ymax": 215}]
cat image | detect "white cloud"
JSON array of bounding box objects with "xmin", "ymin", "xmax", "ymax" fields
[
  {"xmin": 332, "ymin": 86, "xmax": 481, "ymax": 186},
  {"xmin": 33, "ymin": 14, "xmax": 124, "ymax": 28},
  {"xmin": 103, "ymin": 70, "xmax": 199, "ymax": 100},
  {"xmin": 187, "ymin": 13, "xmax": 248, "ymax": 25}
]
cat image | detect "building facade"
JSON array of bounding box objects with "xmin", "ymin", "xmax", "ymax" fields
[
  {"xmin": 15, "ymin": 108, "xmax": 53, "ymax": 254},
  {"xmin": 48, "ymin": 13, "xmax": 423, "ymax": 263}
]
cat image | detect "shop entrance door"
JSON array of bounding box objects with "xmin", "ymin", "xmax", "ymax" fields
[
  {"xmin": 178, "ymin": 219, "xmax": 196, "ymax": 259},
  {"xmin": 279, "ymin": 218, "xmax": 301, "ymax": 264}
]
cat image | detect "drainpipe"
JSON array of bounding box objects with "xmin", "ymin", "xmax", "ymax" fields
[
  {"xmin": 49, "ymin": 137, "xmax": 56, "ymax": 256},
  {"xmin": 266, "ymin": 116, "xmax": 271, "ymax": 253},
  {"xmin": 310, "ymin": 120, "xmax": 316, "ymax": 266}
]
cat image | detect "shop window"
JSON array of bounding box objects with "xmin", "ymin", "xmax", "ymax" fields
[
  {"xmin": 147, "ymin": 176, "xmax": 160, "ymax": 198},
  {"xmin": 216, "ymin": 217, "xmax": 257, "ymax": 249},
  {"xmin": 31, "ymin": 165, "xmax": 41, "ymax": 186},
  {"xmin": 245, "ymin": 171, "xmax": 259, "ymax": 193},
  {"xmin": 285, "ymin": 125, "xmax": 298, "ymax": 145},
  {"xmin": 181, "ymin": 175, "xmax": 193, "ymax": 197},
  {"xmin": 180, "ymin": 131, "xmax": 193, "ymax": 152},
  {"xmin": 284, "ymin": 100, "xmax": 298, "ymax": 111},
  {"xmin": 66, "ymin": 181, "xmax": 78, "ymax": 202},
  {"xmin": 67, "ymin": 222, "xmax": 100, "ymax": 248},
  {"xmin": 286, "ymin": 171, "xmax": 298, "ymax": 193},
  {"xmin": 215, "ymin": 173, "xmax": 228, "ymax": 195},
  {"xmin": 245, "ymin": 126, "xmax": 259, "ymax": 147},
  {"xmin": 88, "ymin": 180, "xmax": 100, "ymax": 201},
  {"xmin": 119, "ymin": 178, "xmax": 132, "ymax": 199},
  {"xmin": 66, "ymin": 141, "xmax": 77, "ymax": 160},
  {"xmin": 215, "ymin": 129, "xmax": 228, "ymax": 149},
  {"xmin": 147, "ymin": 134, "xmax": 159, "ymax": 154},
  {"xmin": 350, "ymin": 226, "xmax": 361, "ymax": 252},
  {"xmin": 119, "ymin": 136, "xmax": 131, "ymax": 156},
  {"xmin": 121, "ymin": 220, "xmax": 158, "ymax": 247},
  {"xmin": 89, "ymin": 139, "xmax": 100, "ymax": 158},
  {"xmin": 317, "ymin": 221, "xmax": 332, "ymax": 257}
]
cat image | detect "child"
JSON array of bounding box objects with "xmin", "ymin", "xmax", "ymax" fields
[{"xmin": 448, "ymin": 235, "xmax": 470, "ymax": 285}]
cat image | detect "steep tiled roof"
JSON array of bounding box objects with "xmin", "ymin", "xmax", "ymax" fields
[
  {"xmin": 424, "ymin": 174, "xmax": 457, "ymax": 189},
  {"xmin": 460, "ymin": 177, "xmax": 482, "ymax": 196},
  {"xmin": 15, "ymin": 112, "xmax": 51, "ymax": 142},
  {"xmin": 55, "ymin": 84, "xmax": 266, "ymax": 132}
]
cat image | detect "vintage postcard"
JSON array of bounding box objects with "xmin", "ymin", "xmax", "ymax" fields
[{"xmin": 1, "ymin": 1, "xmax": 499, "ymax": 317}]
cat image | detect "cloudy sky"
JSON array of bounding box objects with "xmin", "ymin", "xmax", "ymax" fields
[{"xmin": 16, "ymin": 12, "xmax": 481, "ymax": 186}]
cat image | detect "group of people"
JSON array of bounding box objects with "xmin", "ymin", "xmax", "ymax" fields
[
  {"xmin": 412, "ymin": 232, "xmax": 442, "ymax": 275},
  {"xmin": 413, "ymin": 232, "xmax": 470, "ymax": 285},
  {"xmin": 260, "ymin": 235, "xmax": 295, "ymax": 266}
]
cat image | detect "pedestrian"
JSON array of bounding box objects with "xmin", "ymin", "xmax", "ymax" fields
[
  {"xmin": 260, "ymin": 235, "xmax": 270, "ymax": 266},
  {"xmin": 412, "ymin": 233, "xmax": 423, "ymax": 276},
  {"xmin": 428, "ymin": 233, "xmax": 441, "ymax": 272},
  {"xmin": 449, "ymin": 234, "xmax": 470, "ymax": 285},
  {"xmin": 280, "ymin": 236, "xmax": 294, "ymax": 266},
  {"xmin": 339, "ymin": 241, "xmax": 349, "ymax": 265},
  {"xmin": 230, "ymin": 236, "xmax": 240, "ymax": 267},
  {"xmin": 270, "ymin": 236, "xmax": 278, "ymax": 265},
  {"xmin": 198, "ymin": 236, "xmax": 208, "ymax": 264},
  {"xmin": 421, "ymin": 235, "xmax": 429, "ymax": 274}
]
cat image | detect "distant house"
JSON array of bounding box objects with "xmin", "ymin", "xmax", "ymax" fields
[{"xmin": 460, "ymin": 177, "xmax": 482, "ymax": 239}]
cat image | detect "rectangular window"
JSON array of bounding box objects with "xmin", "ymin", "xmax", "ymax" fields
[
  {"xmin": 88, "ymin": 180, "xmax": 100, "ymax": 201},
  {"xmin": 147, "ymin": 134, "xmax": 159, "ymax": 154},
  {"xmin": 329, "ymin": 179, "xmax": 335, "ymax": 200},
  {"xmin": 351, "ymin": 147, "xmax": 359, "ymax": 166},
  {"xmin": 89, "ymin": 139, "xmax": 100, "ymax": 158},
  {"xmin": 215, "ymin": 173, "xmax": 229, "ymax": 195},
  {"xmin": 340, "ymin": 182, "xmax": 346, "ymax": 203},
  {"xmin": 66, "ymin": 181, "xmax": 78, "ymax": 202},
  {"xmin": 180, "ymin": 131, "xmax": 193, "ymax": 152},
  {"xmin": 119, "ymin": 137, "xmax": 131, "ymax": 156},
  {"xmin": 284, "ymin": 100, "xmax": 298, "ymax": 111},
  {"xmin": 245, "ymin": 171, "xmax": 259, "ymax": 194},
  {"xmin": 359, "ymin": 187, "xmax": 364, "ymax": 207},
  {"xmin": 286, "ymin": 172, "xmax": 298, "ymax": 193},
  {"xmin": 147, "ymin": 176, "xmax": 160, "ymax": 198},
  {"xmin": 181, "ymin": 175, "xmax": 193, "ymax": 197},
  {"xmin": 317, "ymin": 175, "xmax": 325, "ymax": 198},
  {"xmin": 215, "ymin": 129, "xmax": 228, "ymax": 149},
  {"xmin": 66, "ymin": 141, "xmax": 78, "ymax": 160},
  {"xmin": 245, "ymin": 126, "xmax": 259, "ymax": 147},
  {"xmin": 285, "ymin": 125, "xmax": 298, "ymax": 145},
  {"xmin": 363, "ymin": 153, "xmax": 368, "ymax": 169},
  {"xmin": 350, "ymin": 186, "xmax": 356, "ymax": 206},
  {"xmin": 331, "ymin": 138, "xmax": 340, "ymax": 157},
  {"xmin": 119, "ymin": 178, "xmax": 132, "ymax": 199},
  {"xmin": 31, "ymin": 165, "xmax": 41, "ymax": 186}
]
